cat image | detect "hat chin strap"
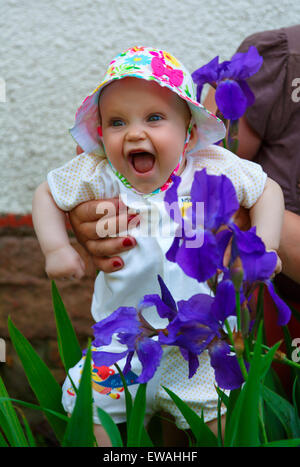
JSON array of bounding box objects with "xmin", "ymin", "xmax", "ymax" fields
[{"xmin": 98, "ymin": 118, "xmax": 194, "ymax": 197}]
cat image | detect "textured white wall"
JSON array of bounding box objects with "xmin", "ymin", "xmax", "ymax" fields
[{"xmin": 1, "ymin": 0, "xmax": 299, "ymax": 213}]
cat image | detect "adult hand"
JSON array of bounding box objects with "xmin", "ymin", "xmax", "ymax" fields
[
  {"xmin": 69, "ymin": 198, "xmax": 138, "ymax": 273},
  {"xmin": 71, "ymin": 145, "xmax": 138, "ymax": 273}
]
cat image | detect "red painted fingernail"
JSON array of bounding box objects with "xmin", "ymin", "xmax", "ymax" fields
[
  {"xmin": 113, "ymin": 260, "xmax": 122, "ymax": 268},
  {"xmin": 123, "ymin": 238, "xmax": 133, "ymax": 247},
  {"xmin": 128, "ymin": 214, "xmax": 137, "ymax": 223}
]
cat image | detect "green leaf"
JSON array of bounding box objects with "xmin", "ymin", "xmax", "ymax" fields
[
  {"xmin": 140, "ymin": 427, "xmax": 154, "ymax": 447},
  {"xmin": 292, "ymin": 376, "xmax": 300, "ymax": 416},
  {"xmin": 114, "ymin": 363, "xmax": 133, "ymax": 421},
  {"xmin": 127, "ymin": 383, "xmax": 148, "ymax": 447},
  {"xmin": 0, "ymin": 376, "xmax": 29, "ymax": 446},
  {"xmin": 114, "ymin": 365, "xmax": 153, "ymax": 447},
  {"xmin": 19, "ymin": 411, "xmax": 37, "ymax": 447},
  {"xmin": 97, "ymin": 407, "xmax": 123, "ymax": 447},
  {"xmin": 260, "ymin": 341, "xmax": 282, "ymax": 379},
  {"xmin": 262, "ymin": 385, "xmax": 300, "ymax": 438},
  {"xmin": 51, "ymin": 280, "xmax": 82, "ymax": 371},
  {"xmin": 249, "ymin": 283, "xmax": 264, "ymax": 346},
  {"xmin": 7, "ymin": 317, "xmax": 67, "ymax": 443},
  {"xmin": 0, "ymin": 397, "xmax": 69, "ymax": 423},
  {"xmin": 225, "ymin": 323, "xmax": 266, "ymax": 447},
  {"xmin": 0, "ymin": 430, "xmax": 9, "ymax": 447},
  {"xmin": 262, "ymin": 438, "xmax": 300, "ymax": 447},
  {"xmin": 223, "ymin": 387, "xmax": 240, "ymax": 445},
  {"xmin": 215, "ymin": 386, "xmax": 229, "ymax": 408},
  {"xmin": 62, "ymin": 343, "xmax": 95, "ymax": 447},
  {"xmin": 162, "ymin": 386, "xmax": 218, "ymax": 447},
  {"xmin": 262, "ymin": 369, "xmax": 287, "ymax": 441}
]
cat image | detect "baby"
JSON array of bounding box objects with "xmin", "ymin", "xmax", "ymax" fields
[{"xmin": 32, "ymin": 46, "xmax": 284, "ymax": 446}]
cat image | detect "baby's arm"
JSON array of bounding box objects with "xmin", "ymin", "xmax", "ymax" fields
[
  {"xmin": 32, "ymin": 181, "xmax": 85, "ymax": 279},
  {"xmin": 249, "ymin": 177, "xmax": 284, "ymax": 273}
]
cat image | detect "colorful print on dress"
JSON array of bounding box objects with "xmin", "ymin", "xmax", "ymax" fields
[{"xmin": 91, "ymin": 364, "xmax": 138, "ymax": 399}]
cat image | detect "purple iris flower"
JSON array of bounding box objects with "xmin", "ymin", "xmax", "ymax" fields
[
  {"xmin": 91, "ymin": 306, "xmax": 163, "ymax": 383},
  {"xmin": 145, "ymin": 277, "xmax": 246, "ymax": 389},
  {"xmin": 191, "ymin": 46, "xmax": 263, "ymax": 120},
  {"xmin": 164, "ymin": 169, "xmax": 239, "ymax": 282},
  {"xmin": 223, "ymin": 223, "xmax": 291, "ymax": 326},
  {"xmin": 165, "ymin": 169, "xmax": 291, "ymax": 327}
]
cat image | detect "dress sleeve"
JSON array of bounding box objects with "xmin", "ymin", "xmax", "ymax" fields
[
  {"xmin": 195, "ymin": 146, "xmax": 267, "ymax": 208},
  {"xmin": 230, "ymin": 156, "xmax": 268, "ymax": 208},
  {"xmin": 47, "ymin": 153, "xmax": 109, "ymax": 211},
  {"xmin": 236, "ymin": 28, "xmax": 290, "ymax": 141}
]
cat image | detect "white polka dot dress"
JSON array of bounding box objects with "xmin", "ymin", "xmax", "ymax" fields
[{"xmin": 48, "ymin": 146, "xmax": 267, "ymax": 425}]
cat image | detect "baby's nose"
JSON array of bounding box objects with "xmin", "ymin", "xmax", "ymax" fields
[{"xmin": 125, "ymin": 123, "xmax": 146, "ymax": 141}]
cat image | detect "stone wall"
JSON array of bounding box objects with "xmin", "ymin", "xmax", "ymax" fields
[{"xmin": 0, "ymin": 214, "xmax": 95, "ymax": 444}]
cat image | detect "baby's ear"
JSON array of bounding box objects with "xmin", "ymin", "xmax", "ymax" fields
[{"xmin": 186, "ymin": 124, "xmax": 198, "ymax": 152}]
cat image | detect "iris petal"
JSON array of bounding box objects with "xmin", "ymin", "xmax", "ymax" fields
[
  {"xmin": 209, "ymin": 340, "xmax": 246, "ymax": 390},
  {"xmin": 140, "ymin": 293, "xmax": 176, "ymax": 321},
  {"xmin": 238, "ymin": 80, "xmax": 255, "ymax": 107},
  {"xmin": 92, "ymin": 350, "xmax": 129, "ymax": 367},
  {"xmin": 164, "ymin": 175, "xmax": 183, "ymax": 226},
  {"xmin": 231, "ymin": 225, "xmax": 277, "ymax": 282},
  {"xmin": 190, "ymin": 169, "xmax": 239, "ymax": 230},
  {"xmin": 229, "ymin": 46, "xmax": 263, "ymax": 80},
  {"xmin": 165, "ymin": 235, "xmax": 180, "ymax": 263},
  {"xmin": 211, "ymin": 280, "xmax": 236, "ymax": 323},
  {"xmin": 215, "ymin": 80, "xmax": 247, "ymax": 120},
  {"xmin": 177, "ymin": 294, "xmax": 214, "ymax": 325},
  {"xmin": 266, "ymin": 281, "xmax": 291, "ymax": 326},
  {"xmin": 176, "ymin": 231, "xmax": 218, "ymax": 282},
  {"xmin": 158, "ymin": 274, "xmax": 178, "ymax": 314},
  {"xmin": 136, "ymin": 338, "xmax": 163, "ymax": 383},
  {"xmin": 92, "ymin": 307, "xmax": 138, "ymax": 346},
  {"xmin": 180, "ymin": 348, "xmax": 200, "ymax": 378},
  {"xmin": 191, "ymin": 56, "xmax": 220, "ymax": 85}
]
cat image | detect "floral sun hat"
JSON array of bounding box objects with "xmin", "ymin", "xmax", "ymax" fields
[{"xmin": 70, "ymin": 46, "xmax": 226, "ymax": 157}]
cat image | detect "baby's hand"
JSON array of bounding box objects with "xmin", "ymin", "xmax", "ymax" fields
[{"xmin": 45, "ymin": 245, "xmax": 86, "ymax": 280}]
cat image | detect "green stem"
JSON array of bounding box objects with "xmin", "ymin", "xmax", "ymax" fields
[
  {"xmin": 235, "ymin": 291, "xmax": 241, "ymax": 332},
  {"xmin": 262, "ymin": 343, "xmax": 300, "ymax": 370},
  {"xmin": 244, "ymin": 339, "xmax": 251, "ymax": 362},
  {"xmin": 246, "ymin": 343, "xmax": 300, "ymax": 371},
  {"xmin": 250, "ymin": 283, "xmax": 264, "ymax": 341},
  {"xmin": 225, "ymin": 319, "xmax": 248, "ymax": 382}
]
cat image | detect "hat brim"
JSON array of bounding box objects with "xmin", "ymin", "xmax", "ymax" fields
[{"xmin": 69, "ymin": 74, "xmax": 225, "ymax": 156}]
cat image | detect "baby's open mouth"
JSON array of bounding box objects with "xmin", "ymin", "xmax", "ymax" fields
[{"xmin": 129, "ymin": 151, "xmax": 155, "ymax": 174}]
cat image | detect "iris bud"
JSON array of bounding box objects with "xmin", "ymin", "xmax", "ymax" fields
[
  {"xmin": 230, "ymin": 257, "xmax": 244, "ymax": 291},
  {"xmin": 233, "ymin": 330, "xmax": 244, "ymax": 357}
]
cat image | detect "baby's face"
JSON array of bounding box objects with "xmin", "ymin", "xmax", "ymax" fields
[{"xmin": 99, "ymin": 78, "xmax": 193, "ymax": 194}]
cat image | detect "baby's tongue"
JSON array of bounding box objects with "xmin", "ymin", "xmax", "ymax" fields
[{"xmin": 132, "ymin": 153, "xmax": 155, "ymax": 173}]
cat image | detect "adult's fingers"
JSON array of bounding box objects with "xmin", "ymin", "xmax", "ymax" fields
[
  {"xmin": 92, "ymin": 255, "xmax": 124, "ymax": 273},
  {"xmin": 86, "ymin": 235, "xmax": 137, "ymax": 257},
  {"xmin": 95, "ymin": 210, "xmax": 140, "ymax": 237},
  {"xmin": 70, "ymin": 198, "xmax": 121, "ymax": 223}
]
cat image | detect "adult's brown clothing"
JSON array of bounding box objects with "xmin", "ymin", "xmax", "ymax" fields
[{"xmin": 237, "ymin": 25, "xmax": 300, "ymax": 302}]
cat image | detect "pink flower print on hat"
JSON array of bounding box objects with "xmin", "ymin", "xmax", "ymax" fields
[{"xmin": 151, "ymin": 57, "xmax": 184, "ymax": 87}]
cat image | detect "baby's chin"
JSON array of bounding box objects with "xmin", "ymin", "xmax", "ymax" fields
[{"xmin": 129, "ymin": 179, "xmax": 162, "ymax": 194}]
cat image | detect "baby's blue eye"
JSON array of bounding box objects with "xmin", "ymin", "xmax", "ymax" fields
[
  {"xmin": 148, "ymin": 114, "xmax": 162, "ymax": 122},
  {"xmin": 111, "ymin": 119, "xmax": 124, "ymax": 127}
]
